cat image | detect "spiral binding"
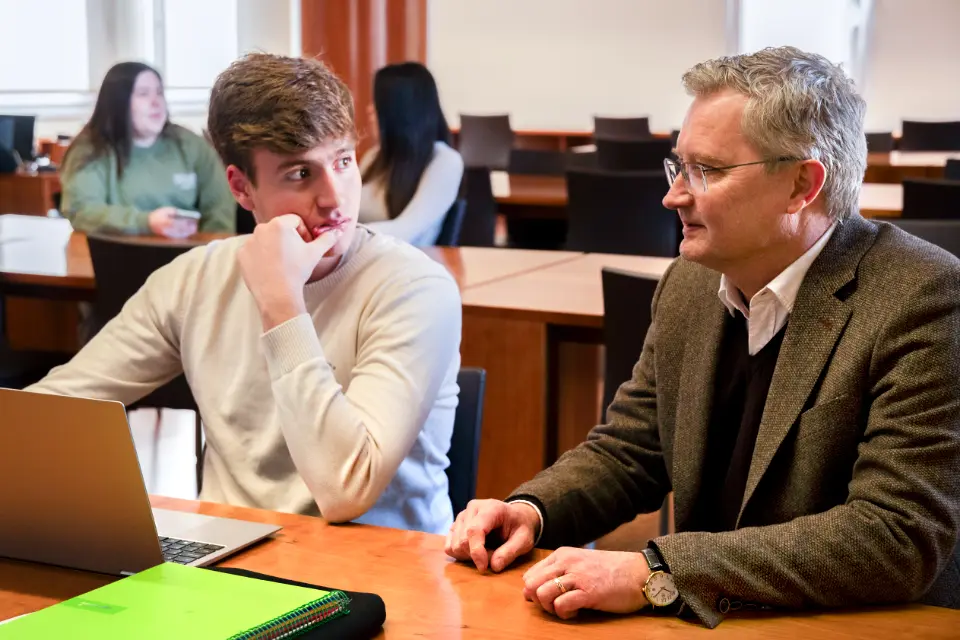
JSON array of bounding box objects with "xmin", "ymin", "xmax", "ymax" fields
[{"xmin": 227, "ymin": 591, "xmax": 351, "ymax": 640}]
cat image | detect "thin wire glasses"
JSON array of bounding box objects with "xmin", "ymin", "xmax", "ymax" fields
[{"xmin": 663, "ymin": 157, "xmax": 804, "ymax": 193}]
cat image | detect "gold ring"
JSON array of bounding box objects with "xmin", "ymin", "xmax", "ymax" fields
[{"xmin": 553, "ymin": 577, "xmax": 567, "ymax": 594}]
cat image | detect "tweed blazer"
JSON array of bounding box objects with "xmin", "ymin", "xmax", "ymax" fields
[{"xmin": 510, "ymin": 215, "xmax": 960, "ymax": 628}]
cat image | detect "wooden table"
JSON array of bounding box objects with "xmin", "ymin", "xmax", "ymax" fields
[
  {"xmin": 864, "ymin": 151, "xmax": 959, "ymax": 184},
  {"xmin": 0, "ymin": 172, "xmax": 61, "ymax": 216},
  {"xmin": 455, "ymin": 252, "xmax": 673, "ymax": 498},
  {"xmin": 494, "ymin": 175, "xmax": 905, "ymax": 219},
  {"xmin": 2, "ymin": 496, "xmax": 958, "ymax": 638},
  {"xmin": 0, "ymin": 215, "xmax": 227, "ymax": 351}
]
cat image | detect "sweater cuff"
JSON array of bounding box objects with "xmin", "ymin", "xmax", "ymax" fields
[{"xmin": 260, "ymin": 313, "xmax": 325, "ymax": 379}]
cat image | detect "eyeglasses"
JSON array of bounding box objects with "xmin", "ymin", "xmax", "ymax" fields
[{"xmin": 663, "ymin": 156, "xmax": 803, "ymax": 194}]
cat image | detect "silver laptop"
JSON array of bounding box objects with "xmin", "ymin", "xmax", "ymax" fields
[{"xmin": 0, "ymin": 388, "xmax": 280, "ymax": 576}]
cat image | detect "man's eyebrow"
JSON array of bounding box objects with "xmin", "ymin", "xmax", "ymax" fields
[
  {"xmin": 680, "ymin": 152, "xmax": 726, "ymax": 166},
  {"xmin": 276, "ymin": 157, "xmax": 309, "ymax": 171},
  {"xmin": 274, "ymin": 144, "xmax": 356, "ymax": 172}
]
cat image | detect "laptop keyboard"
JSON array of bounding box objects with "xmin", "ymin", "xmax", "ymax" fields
[{"xmin": 159, "ymin": 536, "xmax": 225, "ymax": 564}]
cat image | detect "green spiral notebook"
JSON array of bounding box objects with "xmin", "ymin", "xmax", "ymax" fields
[{"xmin": 0, "ymin": 562, "xmax": 350, "ymax": 639}]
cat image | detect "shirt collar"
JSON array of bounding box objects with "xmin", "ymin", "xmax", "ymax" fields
[{"xmin": 718, "ymin": 222, "xmax": 838, "ymax": 317}]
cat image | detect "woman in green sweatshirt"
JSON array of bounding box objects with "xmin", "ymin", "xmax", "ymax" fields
[{"xmin": 60, "ymin": 62, "xmax": 236, "ymax": 237}]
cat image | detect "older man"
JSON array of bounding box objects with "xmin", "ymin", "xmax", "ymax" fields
[{"xmin": 445, "ymin": 46, "xmax": 960, "ymax": 628}]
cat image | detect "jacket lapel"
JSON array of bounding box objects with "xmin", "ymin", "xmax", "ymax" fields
[
  {"xmin": 672, "ymin": 287, "xmax": 726, "ymax": 528},
  {"xmin": 736, "ymin": 216, "xmax": 877, "ymax": 525}
]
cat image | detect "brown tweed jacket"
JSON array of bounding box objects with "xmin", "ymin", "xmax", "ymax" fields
[{"xmin": 510, "ymin": 215, "xmax": 960, "ymax": 628}]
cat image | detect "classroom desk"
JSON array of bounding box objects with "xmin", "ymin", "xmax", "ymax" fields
[
  {"xmin": 495, "ymin": 175, "xmax": 904, "ymax": 220},
  {"xmin": 2, "ymin": 496, "xmax": 958, "ymax": 638},
  {"xmin": 0, "ymin": 215, "xmax": 227, "ymax": 351},
  {"xmin": 864, "ymin": 151, "xmax": 959, "ymax": 184},
  {"xmin": 0, "ymin": 172, "xmax": 61, "ymax": 216},
  {"xmin": 453, "ymin": 252, "xmax": 672, "ymax": 498}
]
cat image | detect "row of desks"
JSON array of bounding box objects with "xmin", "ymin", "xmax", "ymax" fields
[
  {"xmin": 2, "ymin": 150, "xmax": 954, "ymax": 216},
  {"xmin": 498, "ymin": 175, "xmax": 906, "ymax": 218},
  {"xmin": 4, "ymin": 496, "xmax": 958, "ymax": 637}
]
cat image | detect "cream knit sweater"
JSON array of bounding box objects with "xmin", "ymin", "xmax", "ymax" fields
[{"xmin": 27, "ymin": 227, "xmax": 462, "ymax": 533}]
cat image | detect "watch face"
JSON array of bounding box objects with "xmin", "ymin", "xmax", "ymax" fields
[{"xmin": 645, "ymin": 571, "xmax": 678, "ymax": 607}]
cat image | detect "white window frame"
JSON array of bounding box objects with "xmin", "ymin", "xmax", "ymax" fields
[{"xmin": 0, "ymin": 0, "xmax": 300, "ymax": 120}]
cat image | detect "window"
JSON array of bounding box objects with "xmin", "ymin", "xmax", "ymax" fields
[
  {"xmin": 0, "ymin": 0, "xmax": 90, "ymax": 112},
  {"xmin": 0, "ymin": 0, "xmax": 299, "ymax": 129}
]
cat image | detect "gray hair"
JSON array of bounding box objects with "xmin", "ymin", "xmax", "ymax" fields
[{"xmin": 682, "ymin": 46, "xmax": 866, "ymax": 221}]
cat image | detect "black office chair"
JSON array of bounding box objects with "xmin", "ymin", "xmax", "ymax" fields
[
  {"xmin": 565, "ymin": 169, "xmax": 679, "ymax": 256},
  {"xmin": 86, "ymin": 234, "xmax": 205, "ymax": 490},
  {"xmin": 600, "ymin": 267, "xmax": 667, "ymax": 535},
  {"xmin": 595, "ymin": 138, "xmax": 673, "ymax": 172},
  {"xmin": 566, "ymin": 150, "xmax": 600, "ymax": 171},
  {"xmin": 886, "ymin": 219, "xmax": 960, "ymax": 258},
  {"xmin": 446, "ymin": 367, "xmax": 486, "ymax": 516},
  {"xmin": 900, "ymin": 121, "xmax": 960, "ymax": 151},
  {"xmin": 458, "ymin": 168, "xmax": 498, "ymax": 247},
  {"xmin": 435, "ymin": 198, "xmax": 467, "ymax": 246},
  {"xmin": 945, "ymin": 159, "xmax": 960, "ymax": 181},
  {"xmin": 866, "ymin": 132, "xmax": 895, "ymax": 153},
  {"xmin": 507, "ymin": 149, "xmax": 567, "ymax": 176},
  {"xmin": 593, "ymin": 116, "xmax": 651, "ymax": 140},
  {"xmin": 458, "ymin": 114, "xmax": 514, "ymax": 170},
  {"xmin": 236, "ymin": 204, "xmax": 256, "ymax": 234},
  {"xmin": 901, "ymin": 178, "xmax": 960, "ymax": 219}
]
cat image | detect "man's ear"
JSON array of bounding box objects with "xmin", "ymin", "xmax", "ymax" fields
[
  {"xmin": 226, "ymin": 165, "xmax": 256, "ymax": 213},
  {"xmin": 786, "ymin": 159, "xmax": 826, "ymax": 215}
]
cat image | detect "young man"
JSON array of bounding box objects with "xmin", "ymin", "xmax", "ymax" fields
[
  {"xmin": 27, "ymin": 54, "xmax": 462, "ymax": 534},
  {"xmin": 446, "ymin": 46, "xmax": 960, "ymax": 626}
]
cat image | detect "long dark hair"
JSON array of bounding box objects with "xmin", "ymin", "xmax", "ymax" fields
[
  {"xmin": 66, "ymin": 62, "xmax": 177, "ymax": 177},
  {"xmin": 361, "ymin": 62, "xmax": 451, "ymax": 219}
]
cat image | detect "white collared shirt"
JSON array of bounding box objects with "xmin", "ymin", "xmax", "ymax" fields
[{"xmin": 718, "ymin": 223, "xmax": 837, "ymax": 355}]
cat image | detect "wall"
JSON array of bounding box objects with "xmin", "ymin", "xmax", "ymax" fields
[
  {"xmin": 426, "ymin": 0, "xmax": 730, "ymax": 132},
  {"xmin": 861, "ymin": 0, "xmax": 960, "ymax": 132}
]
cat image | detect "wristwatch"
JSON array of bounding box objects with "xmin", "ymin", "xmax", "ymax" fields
[{"xmin": 640, "ymin": 547, "xmax": 679, "ymax": 609}]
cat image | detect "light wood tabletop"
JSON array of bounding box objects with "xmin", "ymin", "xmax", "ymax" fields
[
  {"xmin": 2, "ymin": 496, "xmax": 957, "ymax": 638},
  {"xmin": 461, "ymin": 252, "xmax": 674, "ymax": 327},
  {"xmin": 421, "ymin": 244, "xmax": 582, "ymax": 289}
]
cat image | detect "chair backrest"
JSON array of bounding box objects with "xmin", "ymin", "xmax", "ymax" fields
[
  {"xmin": 507, "ymin": 149, "xmax": 567, "ymax": 176},
  {"xmin": 595, "ymin": 138, "xmax": 672, "ymax": 172},
  {"xmin": 236, "ymin": 204, "xmax": 256, "ymax": 234},
  {"xmin": 866, "ymin": 132, "xmax": 895, "ymax": 153},
  {"xmin": 435, "ymin": 198, "xmax": 467, "ymax": 246},
  {"xmin": 458, "ymin": 167, "xmax": 498, "ymax": 247},
  {"xmin": 86, "ymin": 235, "xmax": 200, "ymax": 411},
  {"xmin": 87, "ymin": 235, "xmax": 196, "ymax": 324},
  {"xmin": 446, "ymin": 367, "xmax": 486, "ymax": 515},
  {"xmin": 458, "ymin": 114, "xmax": 514, "ymax": 169},
  {"xmin": 601, "ymin": 268, "xmax": 657, "ymax": 419},
  {"xmin": 565, "ymin": 169, "xmax": 679, "ymax": 256},
  {"xmin": 670, "ymin": 130, "xmax": 681, "ymax": 147},
  {"xmin": 886, "ymin": 219, "xmax": 960, "ymax": 258},
  {"xmin": 901, "ymin": 178, "xmax": 960, "ymax": 219},
  {"xmin": 900, "ymin": 121, "xmax": 960, "ymax": 151},
  {"xmin": 945, "ymin": 159, "xmax": 960, "ymax": 181},
  {"xmin": 593, "ymin": 116, "xmax": 651, "ymax": 140}
]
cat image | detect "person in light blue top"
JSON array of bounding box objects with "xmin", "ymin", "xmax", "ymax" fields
[{"xmin": 358, "ymin": 63, "xmax": 463, "ymax": 246}]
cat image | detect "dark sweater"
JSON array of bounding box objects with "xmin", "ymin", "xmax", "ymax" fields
[{"xmin": 689, "ymin": 311, "xmax": 787, "ymax": 533}]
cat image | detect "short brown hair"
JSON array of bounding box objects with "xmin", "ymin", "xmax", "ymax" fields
[{"xmin": 207, "ymin": 53, "xmax": 355, "ymax": 179}]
